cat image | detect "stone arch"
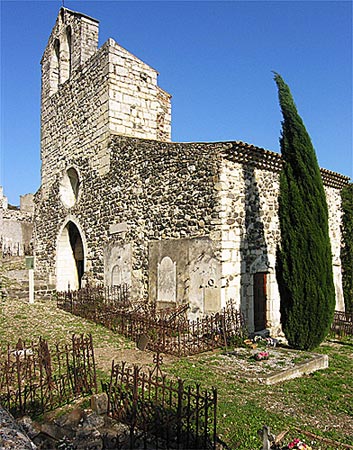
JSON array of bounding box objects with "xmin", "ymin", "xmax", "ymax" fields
[
  {"xmin": 111, "ymin": 265, "xmax": 122, "ymax": 286},
  {"xmin": 60, "ymin": 26, "xmax": 72, "ymax": 83},
  {"xmin": 157, "ymin": 256, "xmax": 176, "ymax": 303},
  {"xmin": 56, "ymin": 218, "xmax": 86, "ymax": 291}
]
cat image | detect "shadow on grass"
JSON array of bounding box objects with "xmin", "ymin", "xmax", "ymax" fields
[{"xmin": 326, "ymin": 338, "xmax": 353, "ymax": 348}]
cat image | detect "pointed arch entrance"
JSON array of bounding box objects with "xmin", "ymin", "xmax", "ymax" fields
[{"xmin": 56, "ymin": 220, "xmax": 85, "ymax": 291}]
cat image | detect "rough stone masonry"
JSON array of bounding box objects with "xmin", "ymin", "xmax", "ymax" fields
[{"xmin": 34, "ymin": 7, "xmax": 349, "ymax": 335}]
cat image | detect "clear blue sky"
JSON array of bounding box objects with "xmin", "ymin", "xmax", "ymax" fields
[{"xmin": 1, "ymin": 0, "xmax": 352, "ymax": 205}]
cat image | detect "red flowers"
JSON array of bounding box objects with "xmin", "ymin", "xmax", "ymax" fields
[{"xmin": 254, "ymin": 351, "xmax": 269, "ymax": 361}]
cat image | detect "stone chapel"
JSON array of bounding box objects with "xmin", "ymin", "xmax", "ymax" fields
[{"xmin": 34, "ymin": 8, "xmax": 348, "ymax": 335}]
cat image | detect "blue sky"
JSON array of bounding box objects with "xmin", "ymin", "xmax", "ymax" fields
[{"xmin": 0, "ymin": 0, "xmax": 352, "ymax": 205}]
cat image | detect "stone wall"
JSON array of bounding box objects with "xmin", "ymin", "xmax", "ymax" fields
[
  {"xmin": 20, "ymin": 194, "xmax": 35, "ymax": 214},
  {"xmin": 34, "ymin": 137, "xmax": 223, "ymax": 298},
  {"xmin": 1, "ymin": 211, "xmax": 33, "ymax": 256},
  {"xmin": 217, "ymin": 157, "xmax": 282, "ymax": 332},
  {"xmin": 107, "ymin": 39, "xmax": 171, "ymax": 142},
  {"xmin": 34, "ymin": 136, "xmax": 348, "ymax": 329},
  {"xmin": 40, "ymin": 43, "xmax": 110, "ymax": 197},
  {"xmin": 218, "ymin": 144, "xmax": 347, "ymax": 330},
  {"xmin": 325, "ymin": 185, "xmax": 345, "ymax": 311}
]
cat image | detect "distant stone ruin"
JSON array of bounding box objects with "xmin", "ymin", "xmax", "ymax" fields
[{"xmin": 0, "ymin": 186, "xmax": 33, "ymax": 257}]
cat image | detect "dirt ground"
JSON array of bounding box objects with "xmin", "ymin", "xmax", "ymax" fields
[{"xmin": 94, "ymin": 345, "xmax": 178, "ymax": 373}]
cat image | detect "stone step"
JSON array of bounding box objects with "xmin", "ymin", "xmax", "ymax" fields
[
  {"xmin": 7, "ymin": 286, "xmax": 56, "ymax": 294},
  {"xmin": 5, "ymin": 284, "xmax": 56, "ymax": 300}
]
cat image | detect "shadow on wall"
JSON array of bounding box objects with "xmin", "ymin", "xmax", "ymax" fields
[{"xmin": 240, "ymin": 165, "xmax": 269, "ymax": 333}]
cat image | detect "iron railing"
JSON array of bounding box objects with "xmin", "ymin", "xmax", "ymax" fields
[
  {"xmin": 104, "ymin": 355, "xmax": 218, "ymax": 449},
  {"xmin": 0, "ymin": 334, "xmax": 97, "ymax": 417},
  {"xmin": 57, "ymin": 288, "xmax": 245, "ymax": 356},
  {"xmin": 331, "ymin": 310, "xmax": 353, "ymax": 337},
  {"xmin": 57, "ymin": 284, "xmax": 131, "ymax": 320}
]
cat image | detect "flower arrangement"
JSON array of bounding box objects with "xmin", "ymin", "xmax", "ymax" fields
[
  {"xmin": 254, "ymin": 350, "xmax": 269, "ymax": 361},
  {"xmin": 259, "ymin": 425, "xmax": 313, "ymax": 450},
  {"xmin": 270, "ymin": 437, "xmax": 313, "ymax": 450},
  {"xmin": 245, "ymin": 335, "xmax": 279, "ymax": 350},
  {"xmin": 285, "ymin": 438, "xmax": 312, "ymax": 449}
]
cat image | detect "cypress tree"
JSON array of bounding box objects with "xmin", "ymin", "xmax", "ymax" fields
[
  {"xmin": 274, "ymin": 73, "xmax": 335, "ymax": 350},
  {"xmin": 341, "ymin": 183, "xmax": 353, "ymax": 312}
]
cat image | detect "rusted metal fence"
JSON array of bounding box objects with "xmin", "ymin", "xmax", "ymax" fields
[
  {"xmin": 57, "ymin": 284, "xmax": 131, "ymax": 320},
  {"xmin": 331, "ymin": 310, "xmax": 353, "ymax": 337},
  {"xmin": 0, "ymin": 334, "xmax": 97, "ymax": 417},
  {"xmin": 104, "ymin": 356, "xmax": 218, "ymax": 449},
  {"xmin": 57, "ymin": 287, "xmax": 245, "ymax": 356}
]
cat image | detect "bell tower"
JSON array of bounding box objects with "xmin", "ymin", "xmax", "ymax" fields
[
  {"xmin": 39, "ymin": 8, "xmax": 101, "ymax": 196},
  {"xmin": 39, "ymin": 7, "xmax": 171, "ymax": 199}
]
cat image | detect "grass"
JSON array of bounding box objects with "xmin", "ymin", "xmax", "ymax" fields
[
  {"xmin": 0, "ymin": 292, "xmax": 352, "ymax": 449},
  {"xmin": 0, "ymin": 296, "xmax": 133, "ymax": 350},
  {"xmin": 164, "ymin": 340, "xmax": 353, "ymax": 449}
]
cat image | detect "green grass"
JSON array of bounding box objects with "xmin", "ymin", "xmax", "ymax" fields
[
  {"xmin": 0, "ymin": 296, "xmax": 132, "ymax": 350},
  {"xmin": 0, "ymin": 294, "xmax": 352, "ymax": 449},
  {"xmin": 164, "ymin": 339, "xmax": 353, "ymax": 449}
]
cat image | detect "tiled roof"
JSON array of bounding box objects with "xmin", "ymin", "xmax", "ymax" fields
[{"xmin": 222, "ymin": 141, "xmax": 350, "ymax": 189}]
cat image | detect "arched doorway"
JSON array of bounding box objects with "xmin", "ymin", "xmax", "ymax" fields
[{"xmin": 56, "ymin": 221, "xmax": 85, "ymax": 291}]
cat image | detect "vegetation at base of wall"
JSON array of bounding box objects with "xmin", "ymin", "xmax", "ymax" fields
[
  {"xmin": 273, "ymin": 73, "xmax": 336, "ymax": 351},
  {"xmin": 341, "ymin": 183, "xmax": 353, "ymax": 311}
]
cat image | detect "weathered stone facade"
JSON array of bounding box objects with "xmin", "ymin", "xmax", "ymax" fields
[
  {"xmin": 40, "ymin": 8, "xmax": 171, "ymax": 198},
  {"xmin": 34, "ymin": 8, "xmax": 349, "ymax": 334}
]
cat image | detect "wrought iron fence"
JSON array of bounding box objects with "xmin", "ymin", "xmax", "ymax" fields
[
  {"xmin": 57, "ymin": 287, "xmax": 245, "ymax": 356},
  {"xmin": 0, "ymin": 334, "xmax": 97, "ymax": 417},
  {"xmin": 57, "ymin": 284, "xmax": 131, "ymax": 320},
  {"xmin": 104, "ymin": 355, "xmax": 218, "ymax": 449},
  {"xmin": 331, "ymin": 310, "xmax": 353, "ymax": 337}
]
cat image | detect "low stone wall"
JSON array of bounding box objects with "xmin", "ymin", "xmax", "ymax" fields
[{"xmin": 260, "ymin": 353, "xmax": 329, "ymax": 385}]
